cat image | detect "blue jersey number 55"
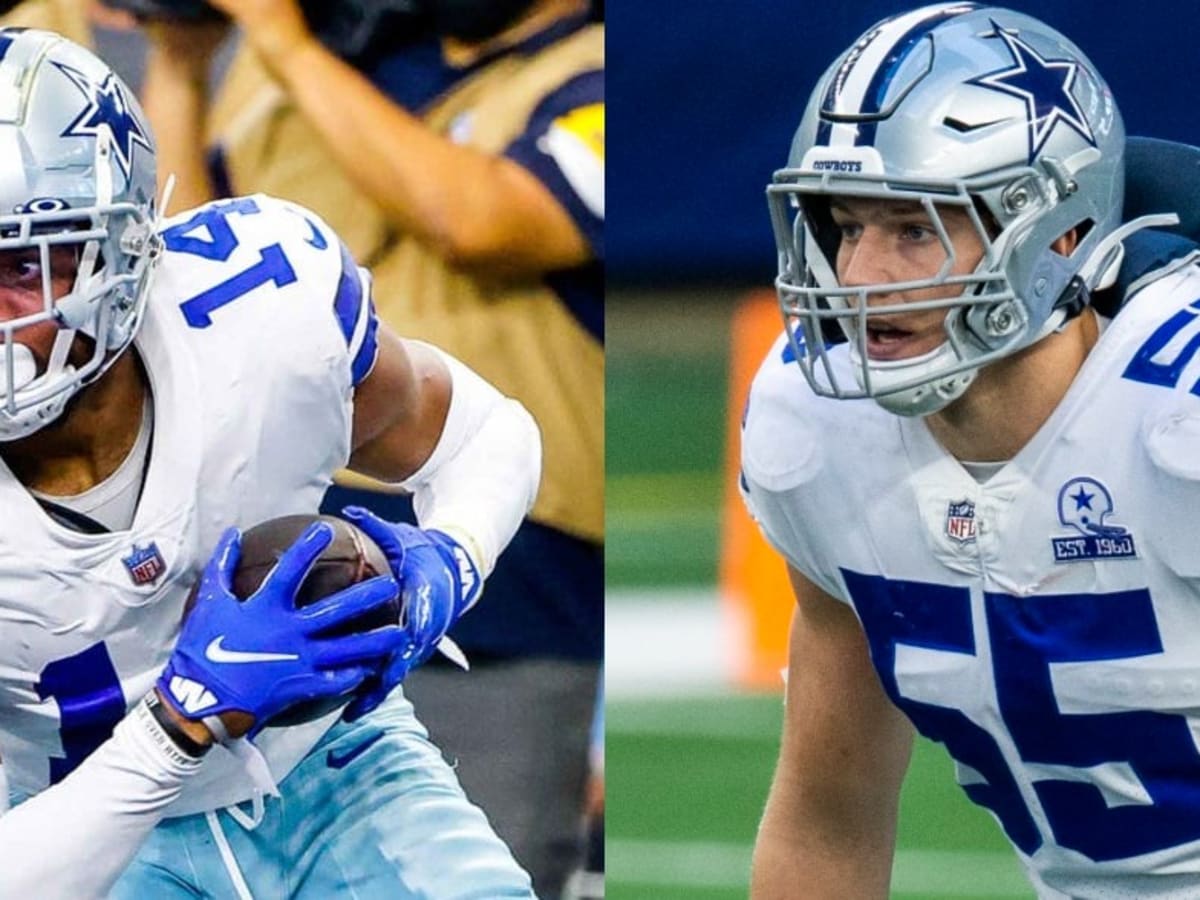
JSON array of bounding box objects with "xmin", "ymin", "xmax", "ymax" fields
[{"xmin": 842, "ymin": 570, "xmax": 1200, "ymax": 861}]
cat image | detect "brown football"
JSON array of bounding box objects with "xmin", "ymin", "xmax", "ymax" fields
[{"xmin": 185, "ymin": 513, "xmax": 395, "ymax": 727}]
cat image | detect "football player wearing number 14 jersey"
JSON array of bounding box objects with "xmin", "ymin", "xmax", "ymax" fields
[
  {"xmin": 0, "ymin": 28, "xmax": 540, "ymax": 900},
  {"xmin": 743, "ymin": 4, "xmax": 1200, "ymax": 899}
]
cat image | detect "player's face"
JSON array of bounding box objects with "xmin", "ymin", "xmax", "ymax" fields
[
  {"xmin": 830, "ymin": 197, "xmax": 985, "ymax": 361},
  {"xmin": 0, "ymin": 245, "xmax": 80, "ymax": 366}
]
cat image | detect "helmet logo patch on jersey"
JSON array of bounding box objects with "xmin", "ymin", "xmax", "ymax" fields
[
  {"xmin": 945, "ymin": 499, "xmax": 978, "ymax": 545},
  {"xmin": 1051, "ymin": 476, "xmax": 1136, "ymax": 562},
  {"xmin": 54, "ymin": 63, "xmax": 152, "ymax": 182},
  {"xmin": 967, "ymin": 22, "xmax": 1097, "ymax": 164},
  {"xmin": 122, "ymin": 542, "xmax": 167, "ymax": 586}
]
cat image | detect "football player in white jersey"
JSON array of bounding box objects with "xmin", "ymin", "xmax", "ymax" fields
[
  {"xmin": 0, "ymin": 27, "xmax": 540, "ymax": 900},
  {"xmin": 743, "ymin": 4, "xmax": 1200, "ymax": 899}
]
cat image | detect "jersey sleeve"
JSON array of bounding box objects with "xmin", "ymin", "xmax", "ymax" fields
[
  {"xmin": 738, "ymin": 336, "xmax": 849, "ymax": 602},
  {"xmin": 159, "ymin": 194, "xmax": 381, "ymax": 391},
  {"xmin": 329, "ymin": 239, "xmax": 381, "ymax": 388},
  {"xmin": 0, "ymin": 708, "xmax": 200, "ymax": 899},
  {"xmin": 254, "ymin": 195, "xmax": 381, "ymax": 390},
  {"xmin": 156, "ymin": 194, "xmax": 381, "ymax": 479},
  {"xmin": 504, "ymin": 69, "xmax": 604, "ymax": 259}
]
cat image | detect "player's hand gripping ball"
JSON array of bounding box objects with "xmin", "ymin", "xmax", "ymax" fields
[{"xmin": 184, "ymin": 514, "xmax": 398, "ymax": 726}]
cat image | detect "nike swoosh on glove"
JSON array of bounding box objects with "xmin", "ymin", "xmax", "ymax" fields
[
  {"xmin": 159, "ymin": 523, "xmax": 404, "ymax": 735},
  {"xmin": 339, "ymin": 506, "xmax": 482, "ymax": 721}
]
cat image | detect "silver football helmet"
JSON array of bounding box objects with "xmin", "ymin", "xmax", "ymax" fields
[
  {"xmin": 768, "ymin": 4, "xmax": 1164, "ymax": 416},
  {"xmin": 0, "ymin": 29, "xmax": 161, "ymax": 440}
]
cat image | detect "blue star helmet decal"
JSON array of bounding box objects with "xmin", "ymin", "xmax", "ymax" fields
[
  {"xmin": 54, "ymin": 61, "xmax": 152, "ymax": 183},
  {"xmin": 1056, "ymin": 476, "xmax": 1126, "ymax": 538},
  {"xmin": 1069, "ymin": 484, "xmax": 1094, "ymax": 511},
  {"xmin": 967, "ymin": 21, "xmax": 1096, "ymax": 164}
]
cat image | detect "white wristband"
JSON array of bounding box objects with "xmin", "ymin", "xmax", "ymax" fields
[{"xmin": 128, "ymin": 696, "xmax": 206, "ymax": 777}]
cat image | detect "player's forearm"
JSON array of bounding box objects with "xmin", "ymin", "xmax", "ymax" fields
[
  {"xmin": 751, "ymin": 836, "xmax": 892, "ymax": 899},
  {"xmin": 750, "ymin": 795, "xmax": 896, "ymax": 899},
  {"xmin": 751, "ymin": 726, "xmax": 901, "ymax": 900},
  {"xmin": 270, "ymin": 43, "xmax": 489, "ymax": 248},
  {"xmin": 0, "ymin": 699, "xmax": 201, "ymax": 898},
  {"xmin": 142, "ymin": 44, "xmax": 218, "ymax": 213}
]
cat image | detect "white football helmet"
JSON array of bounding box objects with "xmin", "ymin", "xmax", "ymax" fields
[
  {"xmin": 0, "ymin": 29, "xmax": 161, "ymax": 440},
  {"xmin": 768, "ymin": 4, "xmax": 1166, "ymax": 416}
]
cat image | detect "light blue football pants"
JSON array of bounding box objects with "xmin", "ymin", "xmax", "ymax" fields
[{"xmin": 109, "ymin": 690, "xmax": 536, "ymax": 899}]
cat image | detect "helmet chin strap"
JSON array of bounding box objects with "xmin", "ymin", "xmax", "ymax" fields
[
  {"xmin": 851, "ymin": 340, "xmax": 977, "ymax": 417},
  {"xmin": 855, "ymin": 303, "xmax": 1073, "ymax": 418},
  {"xmin": 1079, "ymin": 213, "xmax": 1180, "ymax": 290}
]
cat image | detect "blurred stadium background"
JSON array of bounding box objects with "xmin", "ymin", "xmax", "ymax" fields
[{"xmin": 606, "ymin": 2, "xmax": 1200, "ymax": 897}]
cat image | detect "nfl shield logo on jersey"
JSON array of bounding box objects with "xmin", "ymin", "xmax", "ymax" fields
[
  {"xmin": 945, "ymin": 500, "xmax": 977, "ymax": 545},
  {"xmin": 122, "ymin": 542, "xmax": 167, "ymax": 586}
]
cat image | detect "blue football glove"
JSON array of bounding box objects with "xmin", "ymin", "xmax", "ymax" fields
[
  {"xmin": 339, "ymin": 506, "xmax": 483, "ymax": 721},
  {"xmin": 159, "ymin": 523, "xmax": 405, "ymax": 737}
]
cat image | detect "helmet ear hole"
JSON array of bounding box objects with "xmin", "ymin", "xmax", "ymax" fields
[{"xmin": 1054, "ymin": 220, "xmax": 1092, "ymax": 258}]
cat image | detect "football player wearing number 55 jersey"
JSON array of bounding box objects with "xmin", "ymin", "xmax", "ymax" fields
[
  {"xmin": 0, "ymin": 28, "xmax": 540, "ymax": 900},
  {"xmin": 743, "ymin": 4, "xmax": 1200, "ymax": 899}
]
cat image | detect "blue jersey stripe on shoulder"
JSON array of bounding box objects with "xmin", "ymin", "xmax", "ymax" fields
[
  {"xmin": 333, "ymin": 241, "xmax": 379, "ymax": 386},
  {"xmin": 333, "ymin": 242, "xmax": 361, "ymax": 344},
  {"xmin": 352, "ymin": 300, "xmax": 380, "ymax": 385}
]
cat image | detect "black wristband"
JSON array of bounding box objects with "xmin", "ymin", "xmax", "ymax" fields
[{"xmin": 145, "ymin": 691, "xmax": 211, "ymax": 758}]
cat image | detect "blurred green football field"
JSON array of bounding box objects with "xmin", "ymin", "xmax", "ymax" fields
[{"xmin": 606, "ymin": 291, "xmax": 1031, "ymax": 899}]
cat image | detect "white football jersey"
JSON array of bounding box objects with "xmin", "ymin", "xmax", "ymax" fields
[
  {"xmin": 0, "ymin": 194, "xmax": 379, "ymax": 816},
  {"xmin": 742, "ymin": 258, "xmax": 1200, "ymax": 898}
]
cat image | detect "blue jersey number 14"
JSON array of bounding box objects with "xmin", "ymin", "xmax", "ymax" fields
[{"xmin": 163, "ymin": 197, "xmax": 298, "ymax": 328}]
